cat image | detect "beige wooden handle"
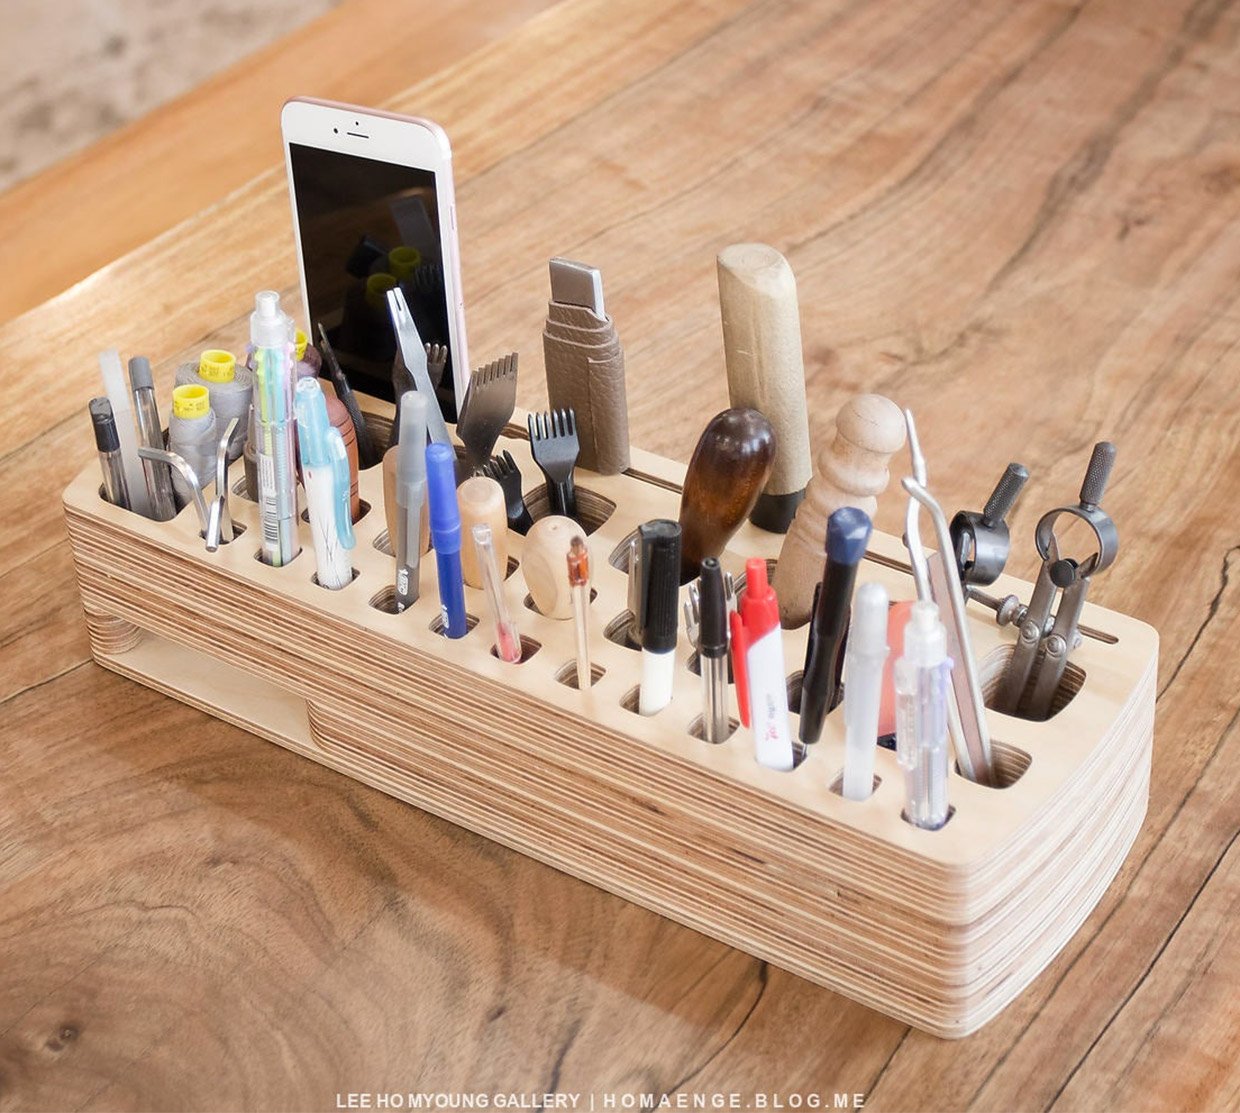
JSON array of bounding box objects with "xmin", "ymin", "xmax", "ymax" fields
[
  {"xmin": 458, "ymin": 476, "xmax": 508, "ymax": 588},
  {"xmin": 522, "ymin": 515, "xmax": 584, "ymax": 619},
  {"xmin": 717, "ymin": 243, "xmax": 813, "ymax": 532}
]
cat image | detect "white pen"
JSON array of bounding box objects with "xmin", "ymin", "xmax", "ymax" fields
[
  {"xmin": 896, "ymin": 600, "xmax": 952, "ymax": 829},
  {"xmin": 294, "ymin": 378, "xmax": 355, "ymax": 589},
  {"xmin": 841, "ymin": 582, "xmax": 890, "ymax": 801}
]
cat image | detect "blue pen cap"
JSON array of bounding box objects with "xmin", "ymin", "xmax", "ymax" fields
[
  {"xmin": 826, "ymin": 506, "xmax": 873, "ymax": 565},
  {"xmin": 425, "ymin": 442, "xmax": 460, "ymax": 553},
  {"xmin": 294, "ymin": 378, "xmax": 332, "ymax": 468}
]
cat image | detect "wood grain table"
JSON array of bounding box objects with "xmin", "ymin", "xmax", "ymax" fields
[{"xmin": 2, "ymin": 0, "xmax": 1238, "ymax": 1108}]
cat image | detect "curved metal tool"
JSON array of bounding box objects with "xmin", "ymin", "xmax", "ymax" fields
[
  {"xmin": 205, "ymin": 417, "xmax": 240, "ymax": 551},
  {"xmin": 901, "ymin": 410, "xmax": 994, "ymax": 786},
  {"xmin": 951, "ymin": 462, "xmax": 1029, "ymax": 587},
  {"xmin": 138, "ymin": 446, "xmax": 209, "ymax": 539}
]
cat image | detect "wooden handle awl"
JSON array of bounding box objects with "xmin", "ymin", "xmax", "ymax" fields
[{"xmin": 717, "ymin": 243, "xmax": 813, "ymax": 533}]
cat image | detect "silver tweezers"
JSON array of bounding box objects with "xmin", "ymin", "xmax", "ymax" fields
[
  {"xmin": 902, "ymin": 410, "xmax": 994, "ymax": 786},
  {"xmin": 385, "ymin": 287, "xmax": 451, "ymax": 448}
]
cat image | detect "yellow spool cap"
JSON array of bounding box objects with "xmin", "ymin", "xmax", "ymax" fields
[
  {"xmin": 388, "ymin": 246, "xmax": 421, "ymax": 279},
  {"xmin": 365, "ymin": 272, "xmax": 399, "ymax": 309},
  {"xmin": 198, "ymin": 349, "xmax": 236, "ymax": 383},
  {"xmin": 293, "ymin": 329, "xmax": 309, "ymax": 361},
  {"xmin": 173, "ymin": 384, "xmax": 211, "ymax": 419}
]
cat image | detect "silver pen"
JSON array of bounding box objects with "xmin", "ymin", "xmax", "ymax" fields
[
  {"xmin": 127, "ymin": 356, "xmax": 177, "ymax": 521},
  {"xmin": 696, "ymin": 557, "xmax": 730, "ymax": 742},
  {"xmin": 90, "ymin": 397, "xmax": 130, "ymax": 510}
]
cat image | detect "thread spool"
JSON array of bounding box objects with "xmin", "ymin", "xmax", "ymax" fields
[
  {"xmin": 773, "ymin": 394, "xmax": 905, "ymax": 627},
  {"xmin": 716, "ymin": 244, "xmax": 813, "ymax": 532},
  {"xmin": 523, "ymin": 516, "xmax": 581, "ymax": 619},
  {"xmin": 458, "ymin": 476, "xmax": 508, "ymax": 588},
  {"xmin": 175, "ymin": 349, "xmax": 251, "ymax": 461},
  {"xmin": 167, "ymin": 384, "xmax": 217, "ymax": 507}
]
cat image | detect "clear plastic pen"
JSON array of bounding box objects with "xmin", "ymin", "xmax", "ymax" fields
[
  {"xmin": 896, "ymin": 600, "xmax": 953, "ymax": 829},
  {"xmin": 473, "ymin": 523, "xmax": 522, "ymax": 663},
  {"xmin": 568, "ymin": 536, "xmax": 591, "ymax": 689}
]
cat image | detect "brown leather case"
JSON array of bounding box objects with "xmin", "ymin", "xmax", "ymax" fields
[{"xmin": 542, "ymin": 301, "xmax": 630, "ymax": 475}]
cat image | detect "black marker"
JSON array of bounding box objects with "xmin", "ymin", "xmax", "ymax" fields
[{"xmin": 799, "ymin": 506, "xmax": 872, "ymax": 745}]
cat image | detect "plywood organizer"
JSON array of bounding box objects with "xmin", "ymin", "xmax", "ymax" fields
[{"xmin": 62, "ymin": 401, "xmax": 1159, "ymax": 1039}]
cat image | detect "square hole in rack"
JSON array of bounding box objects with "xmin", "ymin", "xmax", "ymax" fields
[
  {"xmin": 198, "ymin": 521, "xmax": 248, "ymax": 545},
  {"xmin": 490, "ymin": 635, "xmax": 541, "ymax": 663},
  {"xmin": 954, "ymin": 741, "xmax": 1032, "ymax": 789},
  {"xmin": 555, "ymin": 661, "xmax": 605, "ymax": 690},
  {"xmin": 232, "ymin": 475, "xmax": 255, "ymax": 502},
  {"xmin": 619, "ymin": 685, "xmax": 644, "ymax": 714},
  {"xmin": 368, "ymin": 586, "xmax": 403, "ymax": 614},
  {"xmin": 312, "ymin": 568, "xmax": 360, "ymax": 589},
  {"xmin": 608, "ymin": 529, "xmax": 639, "ymax": 573},
  {"xmin": 429, "ymin": 612, "xmax": 480, "ymax": 637},
  {"xmin": 523, "ymin": 484, "xmax": 616, "ymax": 535},
  {"xmin": 980, "ymin": 644, "xmax": 1085, "ymax": 721},
  {"xmin": 523, "ymin": 589, "xmax": 597, "ymax": 616},
  {"xmin": 604, "ymin": 611, "xmax": 640, "ymax": 651},
  {"xmin": 253, "ymin": 547, "xmax": 301, "ymax": 568},
  {"xmin": 373, "ymin": 530, "xmax": 394, "ymax": 557},
  {"xmin": 829, "ymin": 772, "xmax": 882, "ymax": 799},
  {"xmin": 688, "ymin": 714, "xmax": 739, "ymax": 743}
]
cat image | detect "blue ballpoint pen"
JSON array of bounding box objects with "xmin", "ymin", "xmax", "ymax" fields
[
  {"xmin": 426, "ymin": 442, "xmax": 467, "ymax": 637},
  {"xmin": 295, "ymin": 378, "xmax": 356, "ymax": 590}
]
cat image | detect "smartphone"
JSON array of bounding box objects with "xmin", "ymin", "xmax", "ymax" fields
[{"xmin": 281, "ymin": 97, "xmax": 469, "ymax": 416}]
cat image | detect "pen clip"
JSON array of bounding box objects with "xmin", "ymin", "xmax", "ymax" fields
[
  {"xmin": 627, "ymin": 535, "xmax": 646, "ymax": 641},
  {"xmin": 730, "ymin": 610, "xmax": 752, "ymax": 727},
  {"xmin": 327, "ymin": 427, "xmax": 356, "ymax": 550}
]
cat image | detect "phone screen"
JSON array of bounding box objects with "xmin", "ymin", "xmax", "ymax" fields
[{"xmin": 289, "ymin": 142, "xmax": 457, "ymax": 415}]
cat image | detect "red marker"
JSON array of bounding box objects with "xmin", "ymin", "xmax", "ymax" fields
[{"xmin": 730, "ymin": 558, "xmax": 796, "ymax": 771}]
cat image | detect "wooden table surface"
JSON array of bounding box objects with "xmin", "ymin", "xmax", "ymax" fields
[{"xmin": 2, "ymin": 0, "xmax": 1238, "ymax": 1108}]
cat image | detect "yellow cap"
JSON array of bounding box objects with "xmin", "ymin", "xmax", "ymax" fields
[
  {"xmin": 294, "ymin": 329, "xmax": 309, "ymax": 361},
  {"xmin": 197, "ymin": 349, "xmax": 236, "ymax": 383},
  {"xmin": 388, "ymin": 246, "xmax": 421, "ymax": 279},
  {"xmin": 365, "ymin": 272, "xmax": 399, "ymax": 309},
  {"xmin": 173, "ymin": 383, "xmax": 211, "ymax": 419}
]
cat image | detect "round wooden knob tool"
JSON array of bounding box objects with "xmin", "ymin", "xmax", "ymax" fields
[
  {"xmin": 458, "ymin": 476, "xmax": 508, "ymax": 588},
  {"xmin": 677, "ymin": 407, "xmax": 776, "ymax": 581},
  {"xmin": 523, "ymin": 516, "xmax": 584, "ymax": 619},
  {"xmin": 773, "ymin": 394, "xmax": 906, "ymax": 627},
  {"xmin": 717, "ymin": 243, "xmax": 813, "ymax": 533}
]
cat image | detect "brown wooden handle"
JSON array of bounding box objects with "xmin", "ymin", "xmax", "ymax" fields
[{"xmin": 678, "ymin": 408, "xmax": 776, "ymax": 580}]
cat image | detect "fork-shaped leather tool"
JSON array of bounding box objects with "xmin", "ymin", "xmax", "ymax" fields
[
  {"xmin": 478, "ymin": 450, "xmax": 534, "ymax": 535},
  {"xmin": 458, "ymin": 353, "xmax": 518, "ymax": 472},
  {"xmin": 425, "ymin": 343, "xmax": 448, "ymax": 389},
  {"xmin": 528, "ymin": 408, "xmax": 580, "ymax": 521}
]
